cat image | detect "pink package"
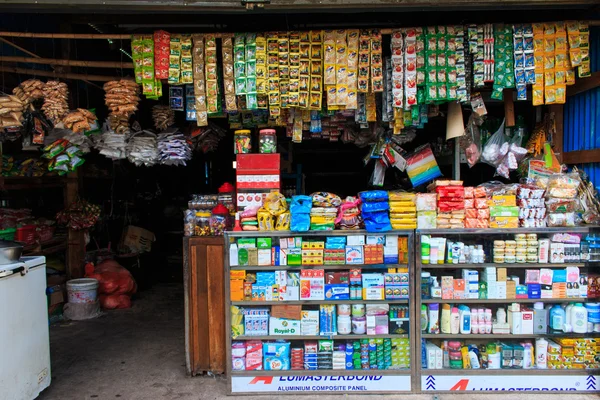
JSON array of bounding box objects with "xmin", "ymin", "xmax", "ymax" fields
[
  {"xmin": 477, "ymin": 208, "xmax": 490, "ymax": 219},
  {"xmin": 416, "ymin": 193, "xmax": 437, "ymax": 211},
  {"xmin": 475, "ymin": 198, "xmax": 489, "ymax": 209},
  {"xmin": 464, "ymin": 187, "xmax": 474, "ymax": 198},
  {"xmin": 464, "ymin": 198, "xmax": 475, "ymax": 209}
]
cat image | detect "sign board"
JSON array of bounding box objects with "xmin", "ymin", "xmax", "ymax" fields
[
  {"xmin": 422, "ymin": 374, "xmax": 598, "ymax": 392},
  {"xmin": 232, "ymin": 374, "xmax": 411, "ymax": 393}
]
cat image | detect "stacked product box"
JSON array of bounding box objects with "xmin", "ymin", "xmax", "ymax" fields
[
  {"xmin": 416, "ymin": 193, "xmax": 437, "ymax": 229},
  {"xmin": 236, "ymin": 154, "xmax": 280, "ymax": 210},
  {"xmin": 432, "ymin": 180, "xmax": 465, "ymax": 229}
]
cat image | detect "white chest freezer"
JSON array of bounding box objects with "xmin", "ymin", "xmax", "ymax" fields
[{"xmin": 0, "ymin": 256, "xmax": 51, "ymax": 400}]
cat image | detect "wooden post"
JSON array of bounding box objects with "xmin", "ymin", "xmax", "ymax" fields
[
  {"xmin": 64, "ymin": 170, "xmax": 85, "ymax": 279},
  {"xmin": 503, "ymin": 88, "xmax": 515, "ymax": 127}
]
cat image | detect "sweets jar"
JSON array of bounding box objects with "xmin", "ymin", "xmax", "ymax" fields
[
  {"xmin": 195, "ymin": 211, "xmax": 211, "ymax": 236},
  {"xmin": 234, "ymin": 129, "xmax": 251, "ymax": 154},
  {"xmin": 210, "ymin": 204, "xmax": 229, "ymax": 236},
  {"xmin": 259, "ymin": 129, "xmax": 277, "ymax": 154}
]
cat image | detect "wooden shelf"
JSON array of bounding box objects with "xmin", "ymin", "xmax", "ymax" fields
[
  {"xmin": 1, "ymin": 176, "xmax": 67, "ymax": 190},
  {"xmin": 421, "ymin": 298, "xmax": 582, "ymax": 304},
  {"xmin": 232, "ymin": 299, "xmax": 409, "ymax": 306},
  {"xmin": 231, "ymin": 369, "xmax": 411, "ymax": 376},
  {"xmin": 417, "ymin": 226, "xmax": 599, "ymax": 235},
  {"xmin": 227, "ymin": 229, "xmax": 414, "ymax": 238},
  {"xmin": 233, "ymin": 334, "xmax": 409, "ymax": 340},
  {"xmin": 421, "ymin": 368, "xmax": 600, "ymax": 375},
  {"xmin": 421, "ymin": 263, "xmax": 590, "ymax": 269},
  {"xmin": 422, "ymin": 332, "xmax": 600, "ymax": 339},
  {"xmin": 23, "ymin": 236, "xmax": 68, "ymax": 256},
  {"xmin": 231, "ymin": 263, "xmax": 409, "ymax": 271}
]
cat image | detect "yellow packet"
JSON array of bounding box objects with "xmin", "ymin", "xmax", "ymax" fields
[
  {"xmin": 545, "ymin": 70, "xmax": 555, "ymax": 86},
  {"xmin": 545, "ymin": 85, "xmax": 557, "ymax": 104},
  {"xmin": 566, "ymin": 69, "xmax": 576, "ymax": 85},
  {"xmin": 544, "ymin": 36, "xmax": 555, "ymax": 53},
  {"xmin": 534, "ymin": 54, "xmax": 545, "ymax": 72},
  {"xmin": 555, "ymin": 35, "xmax": 567, "ymax": 51},
  {"xmin": 555, "ymin": 70, "xmax": 566, "ymax": 85},
  {"xmin": 570, "ymin": 48, "xmax": 582, "ymax": 67},
  {"xmin": 544, "ymin": 23, "xmax": 556, "ymax": 36},
  {"xmin": 533, "ymin": 37, "xmax": 544, "ymax": 53},
  {"xmin": 555, "ymin": 52, "xmax": 567, "ymax": 69},
  {"xmin": 544, "ymin": 53, "xmax": 555, "ymax": 70},
  {"xmin": 556, "ymin": 85, "xmax": 566, "ymax": 104},
  {"xmin": 533, "ymin": 23, "xmax": 544, "ymax": 35},
  {"xmin": 532, "ymin": 85, "xmax": 544, "ymax": 106}
]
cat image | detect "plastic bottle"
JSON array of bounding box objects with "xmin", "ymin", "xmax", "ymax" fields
[
  {"xmin": 428, "ymin": 303, "xmax": 440, "ymax": 334},
  {"xmin": 459, "ymin": 305, "xmax": 471, "ymax": 334},
  {"xmin": 533, "ymin": 302, "xmax": 547, "ymax": 334},
  {"xmin": 420, "ymin": 304, "xmax": 428, "ymax": 332},
  {"xmin": 535, "ymin": 338, "xmax": 548, "ymax": 369},
  {"xmin": 441, "ymin": 304, "xmax": 452, "ymax": 333},
  {"xmin": 523, "ymin": 342, "xmax": 533, "ymax": 369},
  {"xmin": 450, "ymin": 307, "xmax": 460, "ymax": 334},
  {"xmin": 421, "ymin": 235, "xmax": 431, "ymax": 264},
  {"xmin": 469, "ymin": 348, "xmax": 481, "ymax": 369},
  {"xmin": 430, "ymin": 277, "xmax": 442, "ymax": 298},
  {"xmin": 429, "ymin": 238, "xmax": 439, "ymax": 265},
  {"xmin": 549, "ymin": 304, "xmax": 565, "ymax": 331},
  {"xmin": 478, "ymin": 245, "xmax": 485, "ymax": 263},
  {"xmin": 565, "ymin": 303, "xmax": 574, "ymax": 326},
  {"xmin": 571, "ymin": 303, "xmax": 589, "ymax": 334}
]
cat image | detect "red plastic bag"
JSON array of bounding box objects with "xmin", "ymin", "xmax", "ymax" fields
[{"xmin": 84, "ymin": 260, "xmax": 136, "ymax": 309}]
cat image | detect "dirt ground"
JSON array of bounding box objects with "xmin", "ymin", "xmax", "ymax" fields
[{"xmin": 38, "ymin": 284, "xmax": 599, "ymax": 400}]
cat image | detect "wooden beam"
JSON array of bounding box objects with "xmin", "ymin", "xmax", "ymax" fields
[
  {"xmin": 0, "ymin": 66, "xmax": 124, "ymax": 82},
  {"xmin": 562, "ymin": 149, "xmax": 600, "ymax": 164},
  {"xmin": 549, "ymin": 104, "xmax": 564, "ymax": 163},
  {"xmin": 0, "ymin": 32, "xmax": 131, "ymax": 40},
  {"xmin": 65, "ymin": 171, "xmax": 86, "ymax": 279},
  {"xmin": 0, "ymin": 37, "xmax": 103, "ymax": 90},
  {"xmin": 567, "ymin": 71, "xmax": 600, "ymax": 97},
  {"xmin": 0, "ymin": 56, "xmax": 134, "ymax": 69}
]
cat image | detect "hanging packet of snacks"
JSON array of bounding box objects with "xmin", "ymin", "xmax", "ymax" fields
[
  {"xmin": 255, "ymin": 33, "xmax": 268, "ymax": 108},
  {"xmin": 454, "ymin": 25, "xmax": 468, "ymax": 103},
  {"xmin": 234, "ymin": 33, "xmax": 246, "ymax": 97},
  {"xmin": 445, "ymin": 25, "xmax": 459, "ymax": 102},
  {"xmin": 168, "ymin": 35, "xmax": 181, "ymax": 84},
  {"xmin": 185, "ymin": 85, "xmax": 196, "ymax": 121},
  {"xmin": 532, "ymin": 23, "xmax": 545, "ymax": 105},
  {"xmin": 366, "ymin": 92, "xmax": 377, "ymax": 122},
  {"xmin": 131, "ymin": 35, "xmax": 144, "ymax": 84},
  {"xmin": 370, "ymin": 29, "xmax": 383, "ymax": 92},
  {"xmin": 169, "ymin": 86, "xmax": 184, "ymax": 111},
  {"xmin": 335, "ymin": 29, "xmax": 348, "ymax": 107},
  {"xmin": 204, "ymin": 34, "xmax": 220, "ymax": 114},
  {"xmin": 469, "ymin": 24, "xmax": 485, "ymax": 87},
  {"xmin": 405, "ymin": 28, "xmax": 418, "ymax": 107},
  {"xmin": 221, "ymin": 34, "xmax": 237, "ymax": 112},
  {"xmin": 310, "ymin": 30, "xmax": 323, "ymax": 110},
  {"xmin": 513, "ymin": 24, "xmax": 535, "ymax": 101},
  {"xmin": 483, "ymin": 24, "xmax": 494, "ymax": 83},
  {"xmin": 154, "ymin": 30, "xmax": 170, "ymax": 79},
  {"xmin": 346, "ymin": 30, "xmax": 359, "ymax": 109},
  {"xmin": 288, "ymin": 31, "xmax": 300, "ymax": 109},
  {"xmin": 298, "ymin": 32, "xmax": 310, "ymax": 109},
  {"xmin": 390, "ymin": 29, "xmax": 404, "ymax": 110},
  {"xmin": 180, "ymin": 35, "xmax": 193, "ymax": 84},
  {"xmin": 323, "ymin": 30, "xmax": 336, "ymax": 108},
  {"xmin": 358, "ymin": 29, "xmax": 370, "ymax": 93},
  {"xmin": 382, "ymin": 57, "xmax": 393, "ymax": 123},
  {"xmin": 491, "ymin": 24, "xmax": 514, "ymax": 101},
  {"xmin": 415, "ymin": 28, "xmax": 426, "ymax": 87},
  {"xmin": 141, "ymin": 35, "xmax": 156, "ymax": 96},
  {"xmin": 266, "ymin": 32, "xmax": 280, "ymax": 116},
  {"xmin": 278, "ymin": 33, "xmax": 289, "ymax": 109},
  {"xmin": 192, "ymin": 35, "xmax": 208, "ymax": 126},
  {"xmin": 577, "ymin": 22, "xmax": 590, "ymax": 78},
  {"xmin": 245, "ymin": 33, "xmax": 258, "ymax": 110}
]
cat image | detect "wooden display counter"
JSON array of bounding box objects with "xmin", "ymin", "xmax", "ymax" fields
[{"xmin": 183, "ymin": 236, "xmax": 226, "ymax": 376}]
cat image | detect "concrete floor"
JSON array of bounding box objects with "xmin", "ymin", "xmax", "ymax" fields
[{"xmin": 39, "ymin": 284, "xmax": 599, "ymax": 400}]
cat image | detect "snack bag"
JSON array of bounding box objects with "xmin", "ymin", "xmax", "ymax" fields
[
  {"xmin": 335, "ymin": 197, "xmax": 363, "ymax": 230},
  {"xmin": 257, "ymin": 207, "xmax": 274, "ymax": 231},
  {"xmin": 276, "ymin": 212, "xmax": 290, "ymax": 231},
  {"xmin": 263, "ymin": 191, "xmax": 288, "ymax": 216}
]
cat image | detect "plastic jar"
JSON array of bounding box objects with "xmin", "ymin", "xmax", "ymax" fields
[
  {"xmin": 234, "ymin": 129, "xmax": 252, "ymax": 154},
  {"xmin": 195, "ymin": 211, "xmax": 211, "ymax": 236},
  {"xmin": 338, "ymin": 315, "xmax": 352, "ymax": 334},
  {"xmin": 515, "ymin": 234, "xmax": 527, "ymax": 241},
  {"xmin": 259, "ymin": 129, "xmax": 277, "ymax": 154},
  {"xmin": 494, "ymin": 254, "xmax": 505, "ymax": 263},
  {"xmin": 505, "ymin": 255, "xmax": 516, "ymax": 264},
  {"xmin": 351, "ymin": 316, "xmax": 366, "ymax": 334},
  {"xmin": 526, "ymin": 234, "xmax": 538, "ymax": 241},
  {"xmin": 210, "ymin": 204, "xmax": 229, "ymax": 236}
]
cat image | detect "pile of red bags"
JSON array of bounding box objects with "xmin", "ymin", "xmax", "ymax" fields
[{"xmin": 84, "ymin": 259, "xmax": 137, "ymax": 309}]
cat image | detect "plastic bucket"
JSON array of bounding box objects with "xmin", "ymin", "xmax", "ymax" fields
[{"xmin": 67, "ymin": 278, "xmax": 99, "ymax": 304}]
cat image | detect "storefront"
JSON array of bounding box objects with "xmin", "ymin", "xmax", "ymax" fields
[{"xmin": 0, "ymin": 1, "xmax": 599, "ymax": 397}]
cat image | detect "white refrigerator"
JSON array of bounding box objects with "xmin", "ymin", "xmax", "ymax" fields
[{"xmin": 0, "ymin": 256, "xmax": 51, "ymax": 400}]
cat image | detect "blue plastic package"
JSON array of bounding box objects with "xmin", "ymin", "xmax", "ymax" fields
[
  {"xmin": 361, "ymin": 201, "xmax": 390, "ymax": 213},
  {"xmin": 290, "ymin": 195, "xmax": 313, "ymax": 214},
  {"xmin": 359, "ymin": 190, "xmax": 389, "ymax": 203}
]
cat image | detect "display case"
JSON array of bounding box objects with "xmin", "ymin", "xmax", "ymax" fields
[
  {"xmin": 415, "ymin": 227, "xmax": 600, "ymax": 393},
  {"xmin": 224, "ymin": 230, "xmax": 415, "ymax": 395}
]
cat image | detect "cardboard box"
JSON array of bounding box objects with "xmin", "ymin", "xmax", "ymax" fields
[
  {"xmin": 301, "ymin": 310, "xmax": 319, "ymax": 336},
  {"xmin": 230, "ymin": 280, "xmax": 245, "ymax": 301},
  {"xmin": 490, "ymin": 206, "xmax": 519, "ymax": 217},
  {"xmin": 345, "ymin": 246, "xmax": 364, "ymax": 264},
  {"xmin": 490, "ymin": 195, "xmax": 517, "ymax": 207},
  {"xmin": 271, "ymin": 305, "xmax": 302, "ymax": 320},
  {"xmin": 497, "ymin": 268, "xmax": 507, "ymax": 282},
  {"xmin": 364, "ymin": 244, "xmax": 384, "ymax": 264},
  {"xmin": 258, "ymin": 249, "xmax": 272, "ymax": 266},
  {"xmin": 489, "ymin": 216, "xmax": 519, "ymax": 229},
  {"xmin": 120, "ymin": 225, "xmax": 155, "ymax": 253},
  {"xmin": 287, "ymin": 249, "xmax": 302, "ymax": 265},
  {"xmin": 269, "ymin": 317, "xmax": 301, "ymax": 335},
  {"xmin": 300, "ymin": 269, "xmax": 324, "ymax": 300},
  {"xmin": 366, "ymin": 235, "xmax": 385, "ymax": 245},
  {"xmin": 347, "ymin": 235, "xmax": 365, "ymax": 246},
  {"xmin": 324, "ymin": 284, "xmax": 350, "ymax": 300}
]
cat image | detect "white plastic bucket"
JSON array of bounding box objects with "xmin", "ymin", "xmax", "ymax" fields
[{"xmin": 67, "ymin": 278, "xmax": 99, "ymax": 304}]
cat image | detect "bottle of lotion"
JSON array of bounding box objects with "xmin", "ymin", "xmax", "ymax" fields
[
  {"xmin": 450, "ymin": 307, "xmax": 460, "ymax": 334},
  {"xmin": 459, "ymin": 305, "xmax": 471, "ymax": 334},
  {"xmin": 420, "ymin": 304, "xmax": 428, "ymax": 332},
  {"xmin": 571, "ymin": 303, "xmax": 588, "ymax": 334},
  {"xmin": 428, "ymin": 303, "xmax": 440, "ymax": 334},
  {"xmin": 535, "ymin": 338, "xmax": 548, "ymax": 369},
  {"xmin": 441, "ymin": 304, "xmax": 452, "ymax": 333}
]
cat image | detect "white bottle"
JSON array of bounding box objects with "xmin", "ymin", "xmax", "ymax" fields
[
  {"xmin": 571, "ymin": 303, "xmax": 588, "ymax": 334},
  {"xmin": 565, "ymin": 303, "xmax": 574, "ymax": 326},
  {"xmin": 535, "ymin": 338, "xmax": 548, "ymax": 369},
  {"xmin": 450, "ymin": 307, "xmax": 460, "ymax": 334},
  {"xmin": 523, "ymin": 343, "xmax": 533, "ymax": 369},
  {"xmin": 469, "ymin": 350, "xmax": 481, "ymax": 369},
  {"xmin": 478, "ymin": 245, "xmax": 485, "ymax": 263},
  {"xmin": 459, "ymin": 306, "xmax": 471, "ymax": 334}
]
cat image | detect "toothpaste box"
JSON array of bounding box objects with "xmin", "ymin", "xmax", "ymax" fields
[{"xmin": 346, "ymin": 246, "xmax": 364, "ymax": 264}]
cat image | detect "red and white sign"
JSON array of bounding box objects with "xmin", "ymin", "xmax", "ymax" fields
[
  {"xmin": 232, "ymin": 374, "xmax": 411, "ymax": 393},
  {"xmin": 422, "ymin": 374, "xmax": 598, "ymax": 392}
]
